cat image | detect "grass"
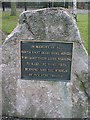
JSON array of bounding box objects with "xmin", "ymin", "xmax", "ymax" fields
[
  {"xmin": 77, "ymin": 14, "xmax": 89, "ymax": 55},
  {"xmin": 0, "ymin": 11, "xmax": 2, "ymax": 29},
  {"xmin": 1, "ymin": 11, "xmax": 20, "ymax": 35},
  {"xmin": 0, "ymin": 11, "xmax": 89, "ymax": 55}
]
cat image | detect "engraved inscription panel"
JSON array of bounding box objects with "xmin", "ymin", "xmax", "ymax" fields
[{"xmin": 21, "ymin": 41, "xmax": 73, "ymax": 81}]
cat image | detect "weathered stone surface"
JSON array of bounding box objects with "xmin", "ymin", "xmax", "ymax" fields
[
  {"xmin": 1, "ymin": 8, "xmax": 88, "ymax": 118},
  {"xmin": 0, "ymin": 46, "xmax": 2, "ymax": 119},
  {"xmin": 0, "ymin": 30, "xmax": 6, "ymax": 44}
]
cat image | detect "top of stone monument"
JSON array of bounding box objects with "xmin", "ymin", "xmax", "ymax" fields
[{"xmin": 4, "ymin": 7, "xmax": 82, "ymax": 45}]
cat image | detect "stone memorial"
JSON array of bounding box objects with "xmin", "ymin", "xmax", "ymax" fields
[{"xmin": 1, "ymin": 8, "xmax": 88, "ymax": 118}]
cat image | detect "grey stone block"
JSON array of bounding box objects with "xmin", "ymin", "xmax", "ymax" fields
[{"xmin": 1, "ymin": 8, "xmax": 88, "ymax": 118}]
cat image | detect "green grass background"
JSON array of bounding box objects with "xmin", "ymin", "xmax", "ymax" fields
[
  {"xmin": 77, "ymin": 14, "xmax": 89, "ymax": 54},
  {"xmin": 0, "ymin": 11, "xmax": 89, "ymax": 55},
  {"xmin": 1, "ymin": 11, "xmax": 20, "ymax": 35}
]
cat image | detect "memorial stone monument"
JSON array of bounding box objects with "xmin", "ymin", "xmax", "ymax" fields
[{"xmin": 1, "ymin": 8, "xmax": 88, "ymax": 118}]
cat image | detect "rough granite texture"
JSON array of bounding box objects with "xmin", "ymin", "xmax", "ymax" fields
[
  {"xmin": 0, "ymin": 31, "xmax": 2, "ymax": 119},
  {"xmin": 1, "ymin": 8, "xmax": 88, "ymax": 118},
  {"xmin": 0, "ymin": 30, "xmax": 6, "ymax": 44}
]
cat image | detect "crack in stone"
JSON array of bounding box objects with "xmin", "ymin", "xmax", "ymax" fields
[{"xmin": 23, "ymin": 13, "xmax": 35, "ymax": 36}]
